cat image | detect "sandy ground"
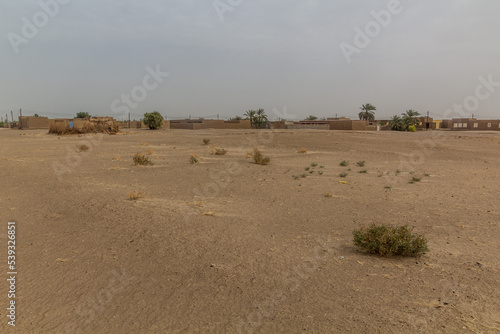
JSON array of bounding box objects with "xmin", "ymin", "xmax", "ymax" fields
[{"xmin": 0, "ymin": 128, "xmax": 499, "ymax": 333}]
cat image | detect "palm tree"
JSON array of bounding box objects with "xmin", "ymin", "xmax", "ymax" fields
[
  {"xmin": 244, "ymin": 110, "xmax": 256, "ymax": 127},
  {"xmin": 254, "ymin": 108, "xmax": 268, "ymax": 129},
  {"xmin": 389, "ymin": 115, "xmax": 405, "ymax": 131},
  {"xmin": 401, "ymin": 109, "xmax": 421, "ymax": 129},
  {"xmin": 359, "ymin": 103, "xmax": 376, "ymax": 121}
]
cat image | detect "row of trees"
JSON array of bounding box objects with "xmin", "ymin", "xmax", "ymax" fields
[
  {"xmin": 244, "ymin": 108, "xmax": 268, "ymax": 129},
  {"xmin": 388, "ymin": 110, "xmax": 421, "ymax": 131}
]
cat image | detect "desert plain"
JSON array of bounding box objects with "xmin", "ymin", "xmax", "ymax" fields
[{"xmin": 0, "ymin": 128, "xmax": 499, "ymax": 333}]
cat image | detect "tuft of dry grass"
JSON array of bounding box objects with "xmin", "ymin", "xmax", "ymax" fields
[
  {"xmin": 212, "ymin": 148, "xmax": 227, "ymax": 155},
  {"xmin": 141, "ymin": 142, "xmax": 150, "ymax": 146},
  {"xmin": 133, "ymin": 153, "xmax": 153, "ymax": 166},
  {"xmin": 203, "ymin": 138, "xmax": 210, "ymax": 145},
  {"xmin": 112, "ymin": 154, "xmax": 121, "ymax": 161},
  {"xmin": 298, "ymin": 148, "xmax": 308, "ymax": 154},
  {"xmin": 77, "ymin": 144, "xmax": 89, "ymax": 152},
  {"xmin": 246, "ymin": 151, "xmax": 252, "ymax": 158},
  {"xmin": 146, "ymin": 148, "xmax": 155, "ymax": 155},
  {"xmin": 253, "ymin": 148, "xmax": 270, "ymax": 165},
  {"xmin": 324, "ymin": 193, "xmax": 333, "ymax": 198},
  {"xmin": 127, "ymin": 191, "xmax": 144, "ymax": 200},
  {"xmin": 190, "ymin": 154, "xmax": 199, "ymax": 164}
]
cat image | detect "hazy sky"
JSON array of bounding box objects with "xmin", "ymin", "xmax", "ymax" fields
[{"xmin": 1, "ymin": 0, "xmax": 499, "ymax": 121}]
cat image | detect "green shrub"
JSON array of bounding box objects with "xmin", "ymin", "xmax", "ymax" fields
[
  {"xmin": 408, "ymin": 125, "xmax": 417, "ymax": 132},
  {"xmin": 0, "ymin": 122, "xmax": 4, "ymax": 127},
  {"xmin": 356, "ymin": 161, "xmax": 365, "ymax": 167},
  {"xmin": 143, "ymin": 111, "xmax": 163, "ymax": 130},
  {"xmin": 353, "ymin": 224, "xmax": 428, "ymax": 256},
  {"xmin": 339, "ymin": 172, "xmax": 348, "ymax": 178},
  {"xmin": 358, "ymin": 170, "xmax": 368, "ymax": 174},
  {"xmin": 133, "ymin": 153, "xmax": 153, "ymax": 166},
  {"xmin": 253, "ymin": 148, "xmax": 270, "ymax": 165},
  {"xmin": 339, "ymin": 160, "xmax": 349, "ymax": 166}
]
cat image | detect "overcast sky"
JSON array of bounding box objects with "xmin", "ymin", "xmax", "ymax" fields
[{"xmin": 1, "ymin": 0, "xmax": 499, "ymax": 121}]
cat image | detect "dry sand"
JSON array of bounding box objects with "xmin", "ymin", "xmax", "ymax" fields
[{"xmin": 0, "ymin": 128, "xmax": 499, "ymax": 333}]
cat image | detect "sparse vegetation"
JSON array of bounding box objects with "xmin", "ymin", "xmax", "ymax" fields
[
  {"xmin": 396, "ymin": 169, "xmax": 402, "ymax": 174},
  {"xmin": 212, "ymin": 148, "xmax": 227, "ymax": 155},
  {"xmin": 253, "ymin": 148, "xmax": 270, "ymax": 165},
  {"xmin": 353, "ymin": 224, "xmax": 429, "ymax": 256},
  {"xmin": 318, "ymin": 171, "xmax": 323, "ymax": 175},
  {"xmin": 340, "ymin": 160, "xmax": 349, "ymax": 166},
  {"xmin": 305, "ymin": 167, "xmax": 310, "ymax": 171},
  {"xmin": 146, "ymin": 148, "xmax": 154, "ymax": 155},
  {"xmin": 133, "ymin": 153, "xmax": 153, "ymax": 166},
  {"xmin": 356, "ymin": 161, "xmax": 365, "ymax": 167},
  {"xmin": 298, "ymin": 148, "xmax": 308, "ymax": 154},
  {"xmin": 384, "ymin": 186, "xmax": 392, "ymax": 189},
  {"xmin": 190, "ymin": 154, "xmax": 199, "ymax": 164},
  {"xmin": 324, "ymin": 193, "xmax": 333, "ymax": 198},
  {"xmin": 412, "ymin": 176, "xmax": 421, "ymax": 182},
  {"xmin": 77, "ymin": 144, "xmax": 89, "ymax": 152},
  {"xmin": 358, "ymin": 170, "xmax": 368, "ymax": 174},
  {"xmin": 112, "ymin": 155, "xmax": 121, "ymax": 161},
  {"xmin": 141, "ymin": 142, "xmax": 150, "ymax": 146},
  {"xmin": 311, "ymin": 162, "xmax": 318, "ymax": 167},
  {"xmin": 127, "ymin": 191, "xmax": 144, "ymax": 200},
  {"xmin": 339, "ymin": 172, "xmax": 348, "ymax": 178},
  {"xmin": 203, "ymin": 138, "xmax": 210, "ymax": 145},
  {"xmin": 424, "ymin": 173, "xmax": 431, "ymax": 177}
]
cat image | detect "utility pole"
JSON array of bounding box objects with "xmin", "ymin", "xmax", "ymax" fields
[
  {"xmin": 19, "ymin": 109, "xmax": 23, "ymax": 129},
  {"xmin": 11, "ymin": 111, "xmax": 14, "ymax": 125},
  {"xmin": 128, "ymin": 112, "xmax": 131, "ymax": 129},
  {"xmin": 217, "ymin": 114, "xmax": 219, "ymax": 120}
]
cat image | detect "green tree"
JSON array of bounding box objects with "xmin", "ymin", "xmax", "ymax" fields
[
  {"xmin": 401, "ymin": 109, "xmax": 421, "ymax": 129},
  {"xmin": 358, "ymin": 103, "xmax": 376, "ymax": 121},
  {"xmin": 389, "ymin": 115, "xmax": 405, "ymax": 131},
  {"xmin": 253, "ymin": 108, "xmax": 268, "ymax": 129},
  {"xmin": 76, "ymin": 112, "xmax": 91, "ymax": 119},
  {"xmin": 143, "ymin": 111, "xmax": 164, "ymax": 130},
  {"xmin": 33, "ymin": 113, "xmax": 40, "ymax": 117},
  {"xmin": 0, "ymin": 122, "xmax": 4, "ymax": 127},
  {"xmin": 244, "ymin": 110, "xmax": 256, "ymax": 127},
  {"xmin": 230, "ymin": 115, "xmax": 243, "ymax": 120},
  {"xmin": 304, "ymin": 115, "xmax": 318, "ymax": 121}
]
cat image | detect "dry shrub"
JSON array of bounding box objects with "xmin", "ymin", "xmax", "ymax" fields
[
  {"xmin": 146, "ymin": 148, "xmax": 155, "ymax": 155},
  {"xmin": 353, "ymin": 224, "xmax": 429, "ymax": 256},
  {"xmin": 253, "ymin": 148, "xmax": 270, "ymax": 165},
  {"xmin": 77, "ymin": 144, "xmax": 89, "ymax": 152},
  {"xmin": 127, "ymin": 191, "xmax": 144, "ymax": 200},
  {"xmin": 203, "ymin": 138, "xmax": 210, "ymax": 145},
  {"xmin": 133, "ymin": 153, "xmax": 153, "ymax": 166},
  {"xmin": 190, "ymin": 154, "xmax": 199, "ymax": 164},
  {"xmin": 112, "ymin": 155, "xmax": 121, "ymax": 161},
  {"xmin": 212, "ymin": 148, "xmax": 227, "ymax": 155},
  {"xmin": 141, "ymin": 142, "xmax": 150, "ymax": 146},
  {"xmin": 298, "ymin": 148, "xmax": 308, "ymax": 153},
  {"xmin": 324, "ymin": 193, "xmax": 333, "ymax": 198}
]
